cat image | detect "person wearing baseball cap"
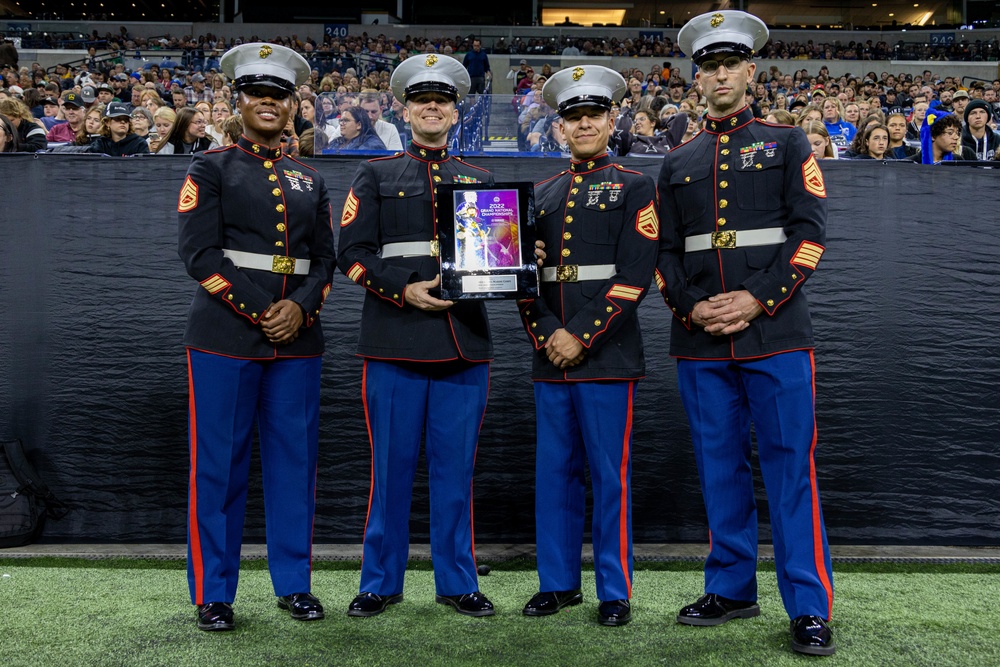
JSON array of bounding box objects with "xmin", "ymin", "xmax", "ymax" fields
[
  {"xmin": 86, "ymin": 101, "xmax": 149, "ymax": 155},
  {"xmin": 656, "ymin": 11, "xmax": 835, "ymax": 656},
  {"xmin": 179, "ymin": 42, "xmax": 334, "ymax": 632},
  {"xmin": 337, "ymin": 52, "xmax": 498, "ymax": 620},
  {"xmin": 519, "ymin": 65, "xmax": 658, "ymax": 627},
  {"xmin": 45, "ymin": 91, "xmax": 86, "ymax": 143}
]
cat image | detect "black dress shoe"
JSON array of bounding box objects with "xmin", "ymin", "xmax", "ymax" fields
[
  {"xmin": 197, "ymin": 602, "xmax": 234, "ymax": 631},
  {"xmin": 598, "ymin": 599, "xmax": 631, "ymax": 626},
  {"xmin": 677, "ymin": 593, "xmax": 760, "ymax": 626},
  {"xmin": 277, "ymin": 592, "xmax": 325, "ymax": 621},
  {"xmin": 347, "ymin": 591, "xmax": 404, "ymax": 617},
  {"xmin": 435, "ymin": 591, "xmax": 495, "ymax": 617},
  {"xmin": 791, "ymin": 615, "xmax": 836, "ymax": 656},
  {"xmin": 522, "ymin": 589, "xmax": 584, "ymax": 616}
]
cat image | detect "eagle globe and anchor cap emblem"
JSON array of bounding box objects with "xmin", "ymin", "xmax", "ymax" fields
[
  {"xmin": 425, "ymin": 54, "xmax": 438, "ymax": 67},
  {"xmin": 259, "ymin": 45, "xmax": 273, "ymax": 59},
  {"xmin": 710, "ymin": 13, "xmax": 725, "ymax": 28}
]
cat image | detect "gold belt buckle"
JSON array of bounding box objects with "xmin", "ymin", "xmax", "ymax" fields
[
  {"xmin": 272, "ymin": 255, "xmax": 296, "ymax": 275},
  {"xmin": 711, "ymin": 231, "xmax": 736, "ymax": 249},
  {"xmin": 430, "ymin": 240, "xmax": 440, "ymax": 257},
  {"xmin": 556, "ymin": 265, "xmax": 579, "ymax": 282}
]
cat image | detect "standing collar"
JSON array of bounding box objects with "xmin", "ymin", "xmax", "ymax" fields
[
  {"xmin": 702, "ymin": 105, "xmax": 756, "ymax": 134},
  {"xmin": 569, "ymin": 153, "xmax": 612, "ymax": 173},
  {"xmin": 407, "ymin": 141, "xmax": 449, "ymax": 162},
  {"xmin": 237, "ymin": 135, "xmax": 282, "ymax": 160}
]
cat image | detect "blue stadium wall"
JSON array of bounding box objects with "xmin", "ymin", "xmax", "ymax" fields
[{"xmin": 1, "ymin": 154, "xmax": 998, "ymax": 545}]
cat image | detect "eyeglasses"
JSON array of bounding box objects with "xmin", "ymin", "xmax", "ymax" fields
[{"xmin": 698, "ymin": 56, "xmax": 746, "ymax": 76}]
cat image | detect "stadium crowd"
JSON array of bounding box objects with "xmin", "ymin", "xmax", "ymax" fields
[{"xmin": 2, "ymin": 29, "xmax": 999, "ymax": 162}]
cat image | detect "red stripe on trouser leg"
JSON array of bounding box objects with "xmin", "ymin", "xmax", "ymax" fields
[
  {"xmin": 187, "ymin": 350, "xmax": 205, "ymax": 605},
  {"xmin": 808, "ymin": 350, "xmax": 834, "ymax": 618}
]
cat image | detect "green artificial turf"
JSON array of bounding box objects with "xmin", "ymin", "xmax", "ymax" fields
[{"xmin": 1, "ymin": 558, "xmax": 998, "ymax": 667}]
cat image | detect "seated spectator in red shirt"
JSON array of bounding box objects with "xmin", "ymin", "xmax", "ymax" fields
[
  {"xmin": 88, "ymin": 102, "xmax": 150, "ymax": 156},
  {"xmin": 46, "ymin": 91, "xmax": 86, "ymax": 142}
]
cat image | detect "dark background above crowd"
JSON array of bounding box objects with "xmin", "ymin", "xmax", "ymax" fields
[{"xmin": 5, "ymin": 0, "xmax": 1000, "ymax": 30}]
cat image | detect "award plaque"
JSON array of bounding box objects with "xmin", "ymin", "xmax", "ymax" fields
[{"xmin": 436, "ymin": 182, "xmax": 539, "ymax": 300}]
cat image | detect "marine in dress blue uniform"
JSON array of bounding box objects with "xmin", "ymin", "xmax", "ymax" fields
[
  {"xmin": 178, "ymin": 42, "xmax": 335, "ymax": 631},
  {"xmin": 337, "ymin": 54, "xmax": 496, "ymax": 618},
  {"xmin": 519, "ymin": 66, "xmax": 659, "ymax": 627},
  {"xmin": 655, "ymin": 11, "xmax": 835, "ymax": 655}
]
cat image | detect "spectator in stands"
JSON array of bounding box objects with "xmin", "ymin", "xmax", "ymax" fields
[
  {"xmin": 38, "ymin": 96, "xmax": 61, "ymax": 130},
  {"xmin": 172, "ymin": 89, "xmax": 189, "ymax": 110},
  {"xmin": 141, "ymin": 90, "xmax": 165, "ymax": 112},
  {"xmin": 156, "ymin": 107, "xmax": 217, "ymax": 154},
  {"xmin": 299, "ymin": 96, "xmax": 315, "ymax": 126},
  {"xmin": 359, "ymin": 93, "xmax": 402, "ymax": 150},
  {"xmin": 314, "ymin": 94, "xmax": 339, "ymax": 140},
  {"xmin": 75, "ymin": 103, "xmax": 106, "ymax": 146},
  {"xmin": 513, "ymin": 59, "xmax": 530, "ymax": 92},
  {"xmin": 0, "ymin": 97, "xmax": 46, "ymax": 151},
  {"xmin": 218, "ymin": 113, "xmax": 242, "ymax": 146},
  {"xmin": 885, "ymin": 111, "xmax": 916, "ymax": 159},
  {"xmin": 795, "ymin": 103, "xmax": 822, "ymax": 126},
  {"xmin": 130, "ymin": 106, "xmax": 153, "ymax": 138},
  {"xmin": 909, "ymin": 112, "xmax": 974, "ymax": 163},
  {"xmin": 961, "ymin": 99, "xmax": 1000, "ymax": 160},
  {"xmin": 843, "ymin": 102, "xmax": 861, "ymax": 129},
  {"xmin": 463, "ymin": 39, "xmax": 491, "ymax": 96},
  {"xmin": 46, "ymin": 91, "xmax": 85, "ymax": 142},
  {"xmin": 328, "ymin": 105, "xmax": 385, "ymax": 152},
  {"xmin": 619, "ymin": 108, "xmax": 671, "ymax": 155},
  {"xmin": 765, "ymin": 109, "xmax": 795, "ymax": 125},
  {"xmin": 0, "ymin": 112, "xmax": 19, "ymax": 151},
  {"xmin": 184, "ymin": 72, "xmax": 213, "ymax": 105},
  {"xmin": 679, "ymin": 109, "xmax": 701, "ymax": 143},
  {"xmin": 852, "ymin": 123, "xmax": 889, "ymax": 160},
  {"xmin": 821, "ymin": 97, "xmax": 855, "ymax": 147},
  {"xmin": 517, "ymin": 68, "xmax": 535, "ymax": 95},
  {"xmin": 151, "ymin": 106, "xmax": 176, "ymax": 148},
  {"xmin": 951, "ymin": 89, "xmax": 970, "ymax": 117},
  {"xmin": 290, "ymin": 92, "xmax": 314, "ymax": 138},
  {"xmin": 800, "ymin": 120, "xmax": 836, "ymax": 159},
  {"xmin": 95, "ymin": 82, "xmax": 115, "ymax": 106},
  {"xmin": 87, "ymin": 102, "xmax": 150, "ymax": 156},
  {"xmin": 207, "ymin": 100, "xmax": 231, "ymax": 145}
]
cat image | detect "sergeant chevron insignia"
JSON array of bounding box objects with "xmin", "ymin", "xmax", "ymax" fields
[
  {"xmin": 178, "ymin": 176, "xmax": 199, "ymax": 212},
  {"xmin": 802, "ymin": 154, "xmax": 827, "ymax": 198},
  {"xmin": 635, "ymin": 202, "xmax": 659, "ymax": 240},
  {"xmin": 341, "ymin": 188, "xmax": 359, "ymax": 226}
]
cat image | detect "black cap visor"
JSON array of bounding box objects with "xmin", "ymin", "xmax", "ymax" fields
[
  {"xmin": 234, "ymin": 74, "xmax": 296, "ymax": 94},
  {"xmin": 557, "ymin": 95, "xmax": 613, "ymax": 116},
  {"xmin": 404, "ymin": 81, "xmax": 458, "ymax": 102},
  {"xmin": 692, "ymin": 42, "xmax": 754, "ymax": 65}
]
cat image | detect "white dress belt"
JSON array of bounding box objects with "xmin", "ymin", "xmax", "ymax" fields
[
  {"xmin": 684, "ymin": 227, "xmax": 787, "ymax": 252},
  {"xmin": 540, "ymin": 264, "xmax": 616, "ymax": 283},
  {"xmin": 222, "ymin": 249, "xmax": 311, "ymax": 275},
  {"xmin": 380, "ymin": 241, "xmax": 439, "ymax": 258}
]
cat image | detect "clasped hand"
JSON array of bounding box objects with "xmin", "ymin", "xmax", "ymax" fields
[{"xmin": 691, "ymin": 290, "xmax": 763, "ymax": 336}]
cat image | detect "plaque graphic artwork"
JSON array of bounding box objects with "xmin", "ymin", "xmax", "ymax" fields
[{"xmin": 436, "ymin": 182, "xmax": 539, "ymax": 300}]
